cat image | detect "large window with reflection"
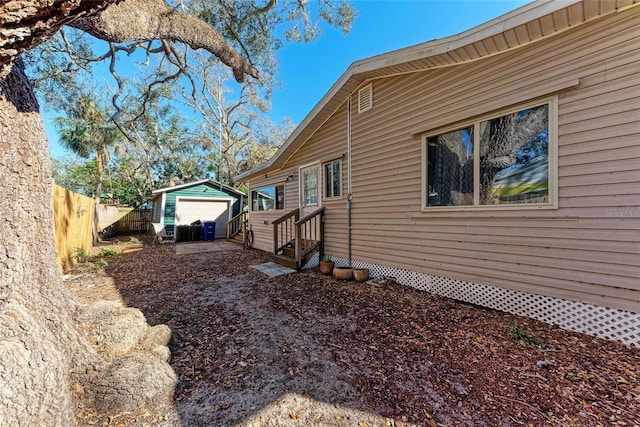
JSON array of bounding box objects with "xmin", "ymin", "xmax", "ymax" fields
[
  {"xmin": 251, "ymin": 184, "xmax": 284, "ymax": 211},
  {"xmin": 424, "ymin": 98, "xmax": 556, "ymax": 209}
]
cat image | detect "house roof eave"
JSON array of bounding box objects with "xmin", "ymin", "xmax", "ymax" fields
[{"xmin": 235, "ymin": 0, "xmax": 633, "ymax": 183}]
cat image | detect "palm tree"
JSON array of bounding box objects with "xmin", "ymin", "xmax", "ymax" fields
[{"xmin": 53, "ymin": 95, "xmax": 120, "ymax": 204}]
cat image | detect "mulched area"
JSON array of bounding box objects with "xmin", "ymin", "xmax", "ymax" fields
[{"xmin": 76, "ymin": 236, "xmax": 638, "ymax": 426}]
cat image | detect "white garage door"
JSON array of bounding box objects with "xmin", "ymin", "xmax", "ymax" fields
[{"xmin": 176, "ymin": 199, "xmax": 230, "ymax": 238}]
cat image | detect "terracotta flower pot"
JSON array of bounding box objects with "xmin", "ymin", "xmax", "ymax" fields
[
  {"xmin": 333, "ymin": 267, "xmax": 353, "ymax": 280},
  {"xmin": 353, "ymin": 268, "xmax": 369, "ymax": 282},
  {"xmin": 319, "ymin": 261, "xmax": 335, "ymax": 275}
]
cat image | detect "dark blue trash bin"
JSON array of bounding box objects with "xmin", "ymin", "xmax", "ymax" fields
[{"xmin": 203, "ymin": 221, "xmax": 216, "ymax": 241}]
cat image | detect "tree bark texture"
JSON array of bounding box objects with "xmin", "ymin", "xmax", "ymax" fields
[
  {"xmin": 1, "ymin": 0, "xmax": 257, "ymax": 82},
  {"xmin": 0, "ymin": 59, "xmax": 97, "ymax": 425},
  {"xmin": 0, "ymin": 0, "xmax": 119, "ymax": 79},
  {"xmin": 0, "ymin": 62, "xmax": 177, "ymax": 424},
  {"xmin": 71, "ymin": 0, "xmax": 258, "ymax": 81},
  {"xmin": 0, "ymin": 1, "xmax": 258, "ymax": 422}
]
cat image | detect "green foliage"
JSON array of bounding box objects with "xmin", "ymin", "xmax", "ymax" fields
[
  {"xmin": 52, "ymin": 157, "xmax": 98, "ymax": 197},
  {"xmin": 505, "ymin": 324, "xmax": 538, "ymax": 346},
  {"xmin": 72, "ymin": 247, "xmax": 92, "ymax": 264},
  {"xmin": 24, "ymin": 28, "xmax": 96, "ymax": 112},
  {"xmin": 54, "ymin": 96, "xmax": 122, "ymax": 157},
  {"xmin": 98, "ymin": 248, "xmax": 120, "ymax": 258},
  {"xmin": 53, "ymin": 156, "xmax": 152, "ymax": 206},
  {"xmin": 72, "ymin": 247, "xmax": 115, "ymax": 270},
  {"xmin": 322, "ymin": 253, "xmax": 333, "ymax": 262},
  {"xmin": 53, "ymin": 95, "xmax": 123, "ymax": 203},
  {"xmin": 104, "ymin": 157, "xmax": 153, "ymax": 207},
  {"xmin": 27, "ymin": 0, "xmax": 356, "ymax": 193},
  {"xmin": 92, "ymin": 259, "xmax": 109, "ymax": 269}
]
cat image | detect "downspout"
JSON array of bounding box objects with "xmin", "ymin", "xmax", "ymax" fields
[{"xmin": 347, "ymin": 97, "xmax": 353, "ymax": 268}]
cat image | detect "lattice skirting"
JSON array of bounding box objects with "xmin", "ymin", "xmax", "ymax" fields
[{"xmin": 304, "ymin": 255, "xmax": 640, "ymax": 347}]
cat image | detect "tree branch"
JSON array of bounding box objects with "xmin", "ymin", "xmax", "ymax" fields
[
  {"xmin": 0, "ymin": 0, "xmax": 120, "ymax": 79},
  {"xmin": 239, "ymin": 0, "xmax": 277, "ymax": 27},
  {"xmin": 70, "ymin": 0, "xmax": 258, "ymax": 82}
]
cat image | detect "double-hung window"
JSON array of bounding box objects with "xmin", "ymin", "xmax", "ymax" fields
[
  {"xmin": 423, "ymin": 97, "xmax": 557, "ymax": 209},
  {"xmin": 324, "ymin": 159, "xmax": 342, "ymax": 199}
]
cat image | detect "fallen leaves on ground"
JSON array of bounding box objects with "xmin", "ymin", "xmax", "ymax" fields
[{"xmin": 69, "ymin": 235, "xmax": 639, "ymax": 426}]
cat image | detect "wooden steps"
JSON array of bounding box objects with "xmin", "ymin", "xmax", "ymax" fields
[
  {"xmin": 273, "ymin": 240, "xmax": 319, "ymax": 271},
  {"xmin": 228, "ymin": 234, "xmax": 244, "ymax": 244},
  {"xmin": 271, "ymin": 207, "xmax": 325, "ymax": 271},
  {"xmin": 273, "ymin": 254, "xmax": 297, "ymax": 269}
]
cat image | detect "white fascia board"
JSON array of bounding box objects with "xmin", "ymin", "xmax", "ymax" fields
[
  {"xmin": 152, "ymin": 179, "xmax": 211, "ymax": 195},
  {"xmin": 152, "ymin": 179, "xmax": 245, "ymax": 197},
  {"xmin": 350, "ymin": 0, "xmax": 579, "ymax": 74}
]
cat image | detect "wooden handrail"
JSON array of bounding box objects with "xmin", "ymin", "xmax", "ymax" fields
[
  {"xmin": 273, "ymin": 207, "xmax": 325, "ymax": 270},
  {"xmin": 273, "ymin": 209, "xmax": 299, "ymax": 254},
  {"xmin": 272, "ymin": 208, "xmax": 299, "ymax": 226},
  {"xmin": 294, "ymin": 207, "xmax": 325, "ymax": 269},
  {"xmin": 227, "ymin": 210, "xmax": 248, "ymax": 240},
  {"xmin": 295, "ymin": 207, "xmax": 325, "ymax": 225}
]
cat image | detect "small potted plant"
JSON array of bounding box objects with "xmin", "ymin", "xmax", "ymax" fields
[{"xmin": 319, "ymin": 254, "xmax": 335, "ymax": 275}]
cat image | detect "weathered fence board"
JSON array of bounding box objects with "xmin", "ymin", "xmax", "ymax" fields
[
  {"xmin": 95, "ymin": 204, "xmax": 125, "ymax": 231},
  {"xmin": 53, "ymin": 184, "xmax": 94, "ymax": 273},
  {"xmin": 114, "ymin": 208, "xmax": 151, "ymax": 234}
]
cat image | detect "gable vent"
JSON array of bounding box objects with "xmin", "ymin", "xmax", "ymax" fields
[{"xmin": 358, "ymin": 84, "xmax": 373, "ymax": 114}]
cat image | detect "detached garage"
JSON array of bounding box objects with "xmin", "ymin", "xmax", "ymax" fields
[{"xmin": 149, "ymin": 179, "xmax": 245, "ymax": 240}]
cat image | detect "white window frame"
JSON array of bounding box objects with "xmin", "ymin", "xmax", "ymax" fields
[
  {"xmin": 250, "ymin": 183, "xmax": 285, "ymax": 212},
  {"xmin": 299, "ymin": 162, "xmax": 321, "ymax": 209},
  {"xmin": 421, "ymin": 96, "xmax": 558, "ymax": 212},
  {"xmin": 323, "ymin": 158, "xmax": 343, "ymax": 200}
]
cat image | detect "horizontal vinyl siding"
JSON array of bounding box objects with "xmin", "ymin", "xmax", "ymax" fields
[
  {"xmin": 247, "ymin": 171, "xmax": 291, "ymax": 252},
  {"xmin": 346, "ymin": 7, "xmax": 640, "ymax": 312},
  {"xmin": 248, "ymin": 105, "xmax": 351, "ymax": 256}
]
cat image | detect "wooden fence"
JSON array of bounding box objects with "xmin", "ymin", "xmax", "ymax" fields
[
  {"xmin": 113, "ymin": 208, "xmax": 151, "ymax": 235},
  {"xmin": 53, "ymin": 184, "xmax": 94, "ymax": 273},
  {"xmin": 95, "ymin": 204, "xmax": 124, "ymax": 232}
]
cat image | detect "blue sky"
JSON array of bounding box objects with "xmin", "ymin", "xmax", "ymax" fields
[{"xmin": 46, "ymin": 0, "xmax": 530, "ymax": 158}]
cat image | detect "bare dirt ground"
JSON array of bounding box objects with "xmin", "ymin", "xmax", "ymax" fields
[{"xmin": 67, "ymin": 235, "xmax": 639, "ymax": 427}]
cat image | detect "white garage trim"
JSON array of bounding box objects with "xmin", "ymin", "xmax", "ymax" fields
[
  {"xmin": 175, "ymin": 196, "xmax": 235, "ymax": 239},
  {"xmin": 159, "ymin": 192, "xmax": 167, "ymax": 226}
]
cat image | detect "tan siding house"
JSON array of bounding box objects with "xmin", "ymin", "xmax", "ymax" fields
[{"xmin": 236, "ymin": 0, "xmax": 640, "ymax": 346}]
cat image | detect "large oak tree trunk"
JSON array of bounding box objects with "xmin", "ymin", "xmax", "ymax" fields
[
  {"xmin": 0, "ymin": 1, "xmax": 259, "ymax": 423},
  {"xmin": 0, "ymin": 61, "xmax": 177, "ymax": 425},
  {"xmin": 0, "ymin": 59, "xmax": 98, "ymax": 425}
]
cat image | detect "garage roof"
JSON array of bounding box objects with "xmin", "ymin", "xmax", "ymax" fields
[{"xmin": 150, "ymin": 179, "xmax": 246, "ymax": 199}]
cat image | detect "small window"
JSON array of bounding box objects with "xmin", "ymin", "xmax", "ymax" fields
[
  {"xmin": 358, "ymin": 84, "xmax": 373, "ymax": 113},
  {"xmin": 324, "ymin": 159, "xmax": 342, "ymax": 199},
  {"xmin": 424, "ymin": 98, "xmax": 555, "ymax": 209},
  {"xmin": 251, "ymin": 184, "xmax": 284, "ymax": 211}
]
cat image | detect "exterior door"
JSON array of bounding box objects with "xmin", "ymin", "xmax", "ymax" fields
[{"xmin": 299, "ymin": 163, "xmax": 321, "ymax": 217}]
